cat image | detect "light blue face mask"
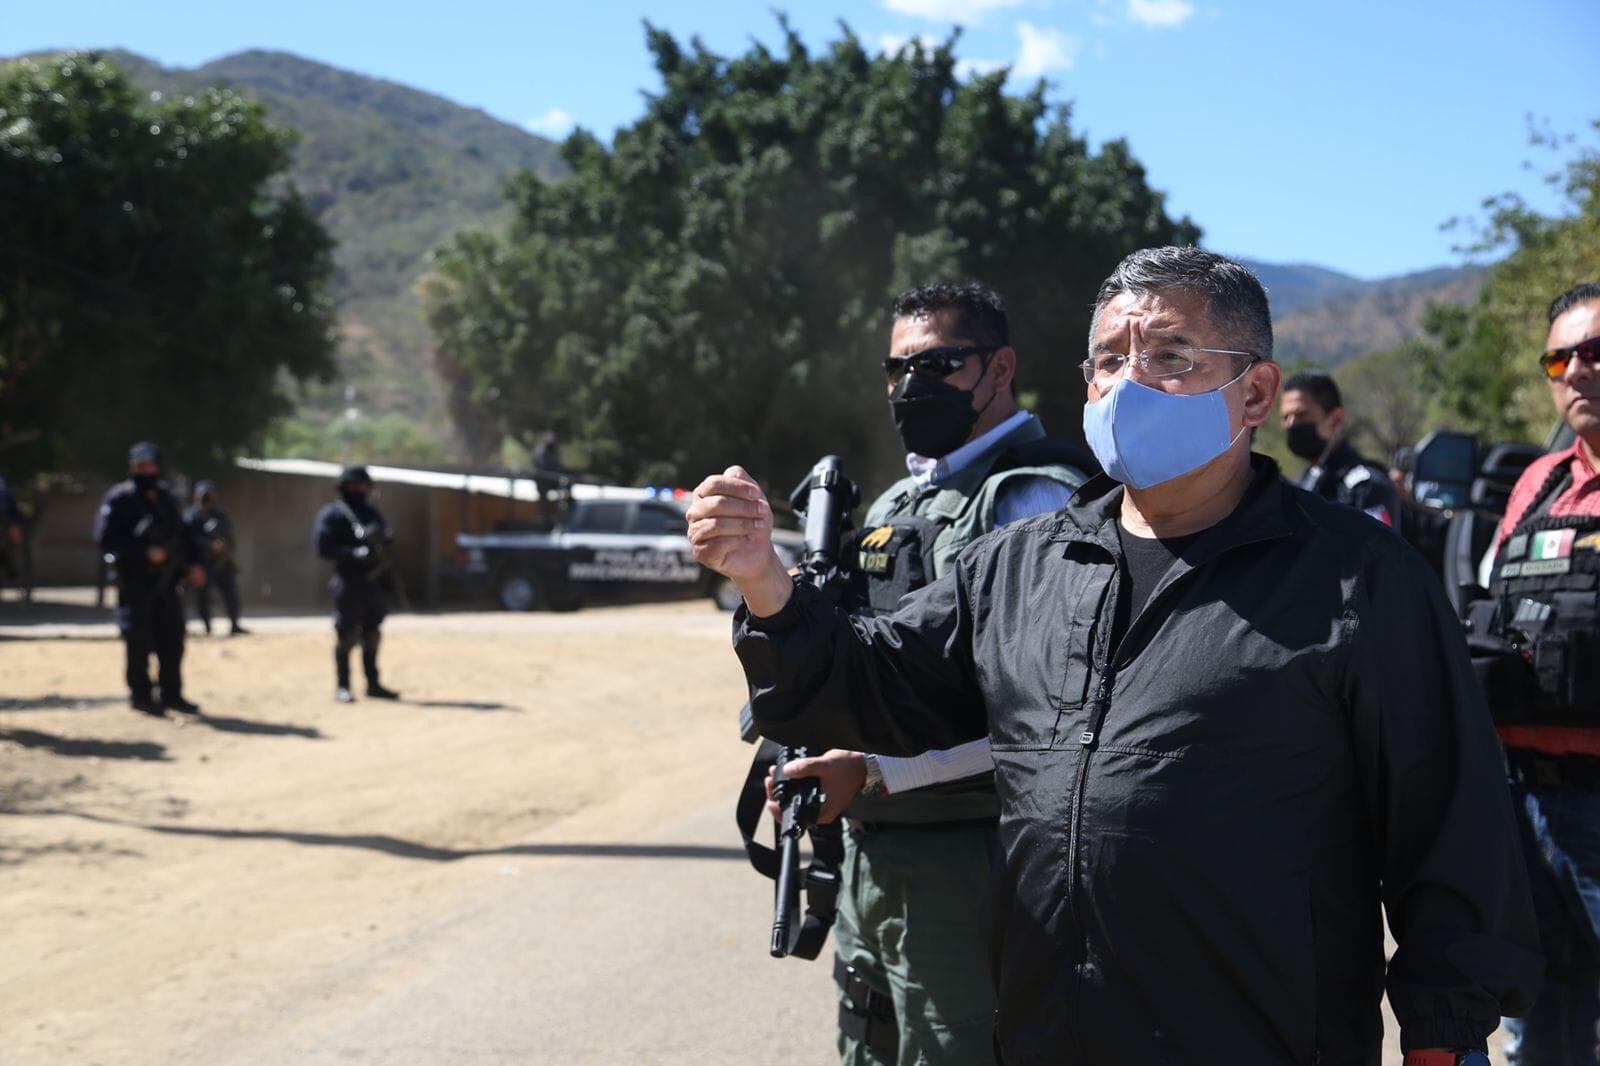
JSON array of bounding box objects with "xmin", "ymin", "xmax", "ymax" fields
[{"xmin": 1082, "ymin": 367, "xmax": 1249, "ymax": 489}]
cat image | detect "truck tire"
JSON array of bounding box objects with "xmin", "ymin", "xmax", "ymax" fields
[
  {"xmin": 545, "ymin": 584, "xmax": 584, "ymax": 612},
  {"xmin": 496, "ymin": 570, "xmax": 541, "ymax": 612}
]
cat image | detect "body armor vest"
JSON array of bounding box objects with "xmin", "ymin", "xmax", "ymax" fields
[{"xmin": 1473, "ymin": 467, "xmax": 1600, "ymax": 728}]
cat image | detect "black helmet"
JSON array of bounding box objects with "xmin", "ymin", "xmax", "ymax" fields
[
  {"xmin": 337, "ymin": 465, "xmax": 373, "ymax": 488},
  {"xmin": 128, "ymin": 441, "xmax": 162, "ymax": 466}
]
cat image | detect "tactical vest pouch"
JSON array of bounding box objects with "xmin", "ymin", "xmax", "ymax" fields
[
  {"xmin": 851, "ymin": 514, "xmax": 942, "ymax": 617},
  {"xmin": 1484, "ymin": 513, "xmax": 1600, "ymax": 726}
]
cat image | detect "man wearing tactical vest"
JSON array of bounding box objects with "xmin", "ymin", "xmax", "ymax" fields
[
  {"xmin": 1477, "ymin": 281, "xmax": 1600, "ymax": 1063},
  {"xmin": 1280, "ymin": 370, "xmax": 1403, "ymax": 531},
  {"xmin": 773, "ymin": 283, "xmax": 1092, "ymax": 1065}
]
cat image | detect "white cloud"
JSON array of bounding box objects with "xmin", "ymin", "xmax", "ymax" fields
[
  {"xmin": 881, "ymin": 0, "xmax": 1024, "ymax": 24},
  {"xmin": 524, "ymin": 107, "xmax": 574, "ymax": 138},
  {"xmin": 1014, "ymin": 22, "xmax": 1079, "ymax": 79},
  {"xmin": 956, "ymin": 57, "xmax": 1007, "ymax": 77},
  {"xmin": 1127, "ymin": 0, "xmax": 1196, "ymax": 28}
]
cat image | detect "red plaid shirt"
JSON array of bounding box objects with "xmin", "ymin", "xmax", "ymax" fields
[{"xmin": 1496, "ymin": 441, "xmax": 1600, "ymax": 756}]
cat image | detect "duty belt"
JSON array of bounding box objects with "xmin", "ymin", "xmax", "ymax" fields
[
  {"xmin": 1506, "ymin": 748, "xmax": 1600, "ymax": 792},
  {"xmin": 846, "ymin": 816, "xmax": 996, "ymax": 834},
  {"xmin": 834, "ymin": 957, "xmax": 897, "ymax": 1056}
]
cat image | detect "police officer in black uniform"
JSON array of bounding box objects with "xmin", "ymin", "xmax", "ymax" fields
[
  {"xmin": 314, "ymin": 466, "xmax": 400, "ymax": 703},
  {"xmin": 185, "ymin": 480, "xmax": 248, "ymax": 636},
  {"xmin": 1280, "ymin": 370, "xmax": 1403, "ymax": 531},
  {"xmin": 95, "ymin": 442, "xmax": 206, "ymax": 715}
]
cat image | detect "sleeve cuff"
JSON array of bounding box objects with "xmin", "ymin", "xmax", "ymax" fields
[
  {"xmin": 1399, "ymin": 1018, "xmax": 1490, "ymax": 1053},
  {"xmin": 735, "ymin": 579, "xmax": 808, "ymax": 634},
  {"xmin": 878, "ymin": 738, "xmax": 994, "ymax": 794}
]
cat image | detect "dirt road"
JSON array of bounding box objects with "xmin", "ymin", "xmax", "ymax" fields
[{"xmin": 0, "ymin": 601, "xmax": 1508, "ymax": 1063}]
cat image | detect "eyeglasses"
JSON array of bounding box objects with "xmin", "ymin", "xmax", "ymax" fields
[
  {"xmin": 1080, "ymin": 346, "xmax": 1259, "ymax": 386},
  {"xmin": 883, "ymin": 345, "xmax": 997, "ymax": 383},
  {"xmin": 1540, "ymin": 336, "xmax": 1600, "ymax": 381}
]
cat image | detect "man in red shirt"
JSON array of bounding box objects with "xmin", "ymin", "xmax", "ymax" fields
[{"xmin": 1488, "ymin": 280, "xmax": 1600, "ymax": 1063}]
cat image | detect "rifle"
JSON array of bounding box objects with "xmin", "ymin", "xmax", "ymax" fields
[
  {"xmin": 338, "ymin": 501, "xmax": 409, "ymax": 610},
  {"xmin": 199, "ymin": 514, "xmax": 234, "ymax": 570},
  {"xmin": 131, "ymin": 511, "xmax": 188, "ymax": 591},
  {"xmin": 735, "ymin": 455, "xmax": 860, "ymax": 959}
]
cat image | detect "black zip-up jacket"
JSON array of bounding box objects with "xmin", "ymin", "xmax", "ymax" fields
[{"xmin": 735, "ymin": 456, "xmax": 1540, "ymax": 1065}]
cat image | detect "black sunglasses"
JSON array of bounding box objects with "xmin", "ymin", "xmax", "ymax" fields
[
  {"xmin": 1541, "ymin": 336, "xmax": 1600, "ymax": 381},
  {"xmin": 882, "ymin": 345, "xmax": 996, "ymax": 383}
]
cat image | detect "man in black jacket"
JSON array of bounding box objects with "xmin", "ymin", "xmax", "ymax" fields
[
  {"xmin": 314, "ymin": 466, "xmax": 400, "ymax": 703},
  {"xmin": 96, "ymin": 442, "xmax": 206, "ymax": 715},
  {"xmin": 1280, "ymin": 370, "xmax": 1404, "ymax": 532},
  {"xmin": 185, "ymin": 480, "xmax": 248, "ymax": 636},
  {"xmin": 689, "ymin": 247, "xmax": 1539, "ymax": 1065}
]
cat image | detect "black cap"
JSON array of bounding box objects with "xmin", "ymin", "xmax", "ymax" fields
[
  {"xmin": 128, "ymin": 441, "xmax": 161, "ymax": 465},
  {"xmin": 338, "ymin": 465, "xmax": 373, "ymax": 488}
]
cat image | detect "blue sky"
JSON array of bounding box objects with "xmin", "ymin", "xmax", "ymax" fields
[{"xmin": 3, "ymin": 0, "xmax": 1595, "ymax": 278}]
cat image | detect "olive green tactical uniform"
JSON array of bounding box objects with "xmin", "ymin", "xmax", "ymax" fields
[{"xmin": 837, "ymin": 417, "xmax": 1083, "ymax": 1065}]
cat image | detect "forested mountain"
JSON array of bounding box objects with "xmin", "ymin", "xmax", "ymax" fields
[
  {"xmin": 13, "ymin": 47, "xmax": 1485, "ymax": 461},
  {"xmin": 1252, "ymin": 260, "xmax": 1489, "ymax": 367},
  {"xmin": 91, "ymin": 49, "xmax": 567, "ymax": 435}
]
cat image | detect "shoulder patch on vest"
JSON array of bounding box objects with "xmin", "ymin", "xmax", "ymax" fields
[{"xmin": 1342, "ymin": 465, "xmax": 1374, "ymax": 488}]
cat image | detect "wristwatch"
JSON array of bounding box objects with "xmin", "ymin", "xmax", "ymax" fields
[
  {"xmin": 1403, "ymin": 1051, "xmax": 1490, "ymax": 1066},
  {"xmin": 861, "ymin": 753, "xmax": 888, "ymax": 797}
]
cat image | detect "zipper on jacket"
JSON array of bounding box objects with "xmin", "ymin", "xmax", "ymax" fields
[{"xmin": 1059, "ymin": 527, "xmax": 1286, "ymax": 1057}]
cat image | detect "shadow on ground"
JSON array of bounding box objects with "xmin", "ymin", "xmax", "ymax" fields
[
  {"xmin": 191, "ymin": 715, "xmax": 323, "ymax": 739},
  {"xmin": 26, "ymin": 811, "xmax": 748, "ymax": 863},
  {"xmin": 0, "ymin": 695, "xmax": 126, "ymax": 712},
  {"xmin": 0, "ymin": 729, "xmax": 169, "ymax": 761},
  {"xmin": 407, "ymin": 699, "xmax": 517, "ymax": 713}
]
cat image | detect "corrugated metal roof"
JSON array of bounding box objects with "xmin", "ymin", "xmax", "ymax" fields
[{"xmin": 234, "ymin": 458, "xmax": 671, "ymax": 503}]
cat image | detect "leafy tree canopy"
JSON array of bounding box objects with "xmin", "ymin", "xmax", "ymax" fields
[
  {"xmin": 1264, "ymin": 122, "xmax": 1600, "ymax": 474},
  {"xmin": 425, "ymin": 21, "xmax": 1198, "ymax": 490},
  {"xmin": 0, "ymin": 52, "xmax": 337, "ymax": 480},
  {"xmin": 1422, "ymin": 121, "xmax": 1600, "ymax": 445}
]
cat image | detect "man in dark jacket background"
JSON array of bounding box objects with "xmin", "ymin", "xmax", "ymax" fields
[
  {"xmin": 1280, "ymin": 370, "xmax": 1404, "ymax": 532},
  {"xmin": 689, "ymin": 247, "xmax": 1540, "ymax": 1065},
  {"xmin": 96, "ymin": 441, "xmax": 206, "ymax": 715},
  {"xmin": 314, "ymin": 466, "xmax": 401, "ymax": 703},
  {"xmin": 185, "ymin": 480, "xmax": 248, "ymax": 637}
]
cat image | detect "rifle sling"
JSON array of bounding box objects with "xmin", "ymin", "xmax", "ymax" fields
[{"xmin": 735, "ymin": 737, "xmax": 844, "ymax": 961}]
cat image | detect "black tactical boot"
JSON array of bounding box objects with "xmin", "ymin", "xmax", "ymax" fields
[{"xmin": 361, "ymin": 634, "xmax": 396, "ymax": 699}]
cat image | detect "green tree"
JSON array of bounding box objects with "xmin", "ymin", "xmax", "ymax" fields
[
  {"xmin": 0, "ymin": 52, "xmax": 337, "ymax": 478},
  {"xmin": 1425, "ymin": 120, "xmax": 1600, "ymax": 444},
  {"xmin": 1336, "ymin": 341, "xmax": 1432, "ymax": 464},
  {"xmin": 424, "ymin": 23, "xmax": 1197, "ymax": 488}
]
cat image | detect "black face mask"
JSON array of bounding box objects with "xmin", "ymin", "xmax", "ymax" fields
[
  {"xmin": 1285, "ymin": 422, "xmax": 1328, "ymax": 462},
  {"xmin": 890, "ymin": 356, "xmax": 1000, "ymax": 459},
  {"xmin": 341, "ymin": 489, "xmax": 370, "ymax": 508},
  {"xmin": 132, "ymin": 474, "xmax": 159, "ymax": 493}
]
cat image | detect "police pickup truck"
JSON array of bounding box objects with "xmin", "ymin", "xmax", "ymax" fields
[{"xmin": 455, "ymin": 487, "xmax": 801, "ymax": 612}]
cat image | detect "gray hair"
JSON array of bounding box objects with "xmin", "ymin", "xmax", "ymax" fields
[{"xmin": 1090, "ymin": 246, "xmax": 1274, "ymax": 360}]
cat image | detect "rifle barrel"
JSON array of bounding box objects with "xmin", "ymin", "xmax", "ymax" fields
[{"xmin": 770, "ymin": 832, "xmax": 802, "ymax": 958}]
